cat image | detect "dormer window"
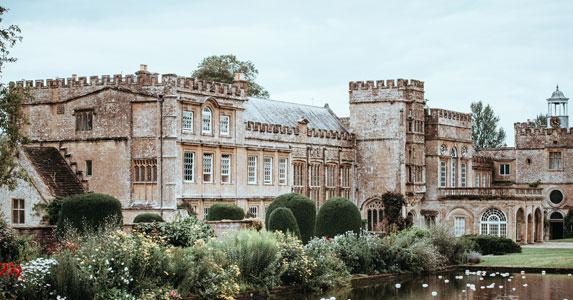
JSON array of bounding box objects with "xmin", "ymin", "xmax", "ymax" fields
[
  {"xmin": 202, "ymin": 107, "xmax": 212, "ymax": 134},
  {"xmin": 75, "ymin": 109, "xmax": 93, "ymax": 131}
]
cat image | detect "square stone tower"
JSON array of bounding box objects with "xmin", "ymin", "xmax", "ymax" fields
[{"xmin": 348, "ymin": 79, "xmax": 425, "ymax": 209}]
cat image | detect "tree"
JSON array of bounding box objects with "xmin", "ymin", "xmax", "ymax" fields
[
  {"xmin": 531, "ymin": 114, "xmax": 547, "ymax": 128},
  {"xmin": 470, "ymin": 101, "xmax": 506, "ymax": 150},
  {"xmin": 0, "ymin": 6, "xmax": 26, "ymax": 190},
  {"xmin": 192, "ymin": 54, "xmax": 270, "ymax": 98}
]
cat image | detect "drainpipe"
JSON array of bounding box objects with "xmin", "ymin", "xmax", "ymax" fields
[{"xmin": 158, "ymin": 94, "xmax": 164, "ymax": 218}]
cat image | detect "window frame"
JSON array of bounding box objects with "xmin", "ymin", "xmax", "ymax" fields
[
  {"xmin": 248, "ymin": 155, "xmax": 258, "ymax": 184},
  {"xmin": 12, "ymin": 198, "xmax": 25, "ymax": 225},
  {"xmin": 439, "ymin": 160, "xmax": 447, "ymax": 188},
  {"xmin": 454, "ymin": 216, "xmax": 466, "ymax": 237},
  {"xmin": 278, "ymin": 158, "xmax": 288, "ymax": 185},
  {"xmin": 182, "ymin": 110, "xmax": 194, "ymax": 132},
  {"xmin": 75, "ymin": 109, "xmax": 94, "ymax": 132},
  {"xmin": 499, "ymin": 164, "xmax": 510, "ymax": 175},
  {"xmin": 86, "ymin": 160, "xmax": 93, "ymax": 177},
  {"xmin": 201, "ymin": 107, "xmax": 212, "ymax": 134},
  {"xmin": 549, "ymin": 151, "xmax": 562, "ymax": 170},
  {"xmin": 202, "ymin": 153, "xmax": 214, "ymax": 183},
  {"xmin": 221, "ymin": 154, "xmax": 231, "ymax": 184},
  {"xmin": 263, "ymin": 156, "xmax": 273, "ymax": 185},
  {"xmin": 219, "ymin": 114, "xmax": 230, "ymax": 136},
  {"xmin": 183, "ymin": 151, "xmax": 195, "ymax": 182}
]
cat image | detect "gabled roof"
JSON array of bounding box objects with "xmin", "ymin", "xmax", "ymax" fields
[
  {"xmin": 23, "ymin": 147, "xmax": 85, "ymax": 198},
  {"xmin": 243, "ymin": 97, "xmax": 348, "ymax": 132}
]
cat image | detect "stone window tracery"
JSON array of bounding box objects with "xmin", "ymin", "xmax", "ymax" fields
[
  {"xmin": 549, "ymin": 152, "xmax": 562, "ymax": 170},
  {"xmin": 75, "ymin": 109, "xmax": 93, "ymax": 131},
  {"xmin": 134, "ymin": 158, "xmax": 158, "ymax": 182},
  {"xmin": 366, "ymin": 199, "xmax": 384, "ymax": 232}
]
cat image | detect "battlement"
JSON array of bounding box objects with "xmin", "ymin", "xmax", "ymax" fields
[
  {"xmin": 348, "ymin": 79, "xmax": 424, "ymax": 91},
  {"xmin": 427, "ymin": 108, "xmax": 472, "ymax": 123},
  {"xmin": 514, "ymin": 122, "xmax": 573, "ymax": 136},
  {"xmin": 245, "ymin": 121, "xmax": 355, "ymax": 141},
  {"xmin": 10, "ymin": 72, "xmax": 247, "ymax": 98}
]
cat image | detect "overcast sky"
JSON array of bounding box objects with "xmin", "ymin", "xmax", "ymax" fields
[{"xmin": 3, "ymin": 0, "xmax": 572, "ymax": 145}]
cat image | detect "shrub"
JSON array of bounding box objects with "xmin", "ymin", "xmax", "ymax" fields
[
  {"xmin": 304, "ymin": 237, "xmax": 350, "ymax": 291},
  {"xmin": 34, "ymin": 198, "xmax": 63, "ymax": 225},
  {"xmin": 133, "ymin": 216, "xmax": 214, "ymax": 247},
  {"xmin": 385, "ymin": 227, "xmax": 447, "ymax": 273},
  {"xmin": 265, "ymin": 193, "xmax": 316, "ymax": 243},
  {"xmin": 460, "ymin": 235, "xmax": 521, "ymax": 255},
  {"xmin": 331, "ymin": 231, "xmax": 390, "ymax": 274},
  {"xmin": 268, "ymin": 207, "xmax": 301, "ymax": 238},
  {"xmin": 169, "ymin": 243, "xmax": 240, "ymax": 300},
  {"xmin": 0, "ymin": 216, "xmax": 20, "ymax": 262},
  {"xmin": 215, "ymin": 230, "xmax": 282, "ymax": 292},
  {"xmin": 565, "ymin": 208, "xmax": 573, "ymax": 238},
  {"xmin": 18, "ymin": 258, "xmax": 58, "ymax": 300},
  {"xmin": 206, "ymin": 204, "xmax": 245, "ymax": 221},
  {"xmin": 428, "ymin": 226, "xmax": 470, "ymax": 265},
  {"xmin": 57, "ymin": 193, "xmax": 123, "ymax": 235},
  {"xmin": 275, "ymin": 232, "xmax": 312, "ymax": 286},
  {"xmin": 381, "ymin": 192, "xmax": 407, "ymax": 232},
  {"xmin": 133, "ymin": 213, "xmax": 164, "ymax": 223},
  {"xmin": 315, "ymin": 197, "xmax": 361, "ymax": 238}
]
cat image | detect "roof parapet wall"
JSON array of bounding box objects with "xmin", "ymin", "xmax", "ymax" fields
[
  {"xmin": 245, "ymin": 121, "xmax": 355, "ymax": 141},
  {"xmin": 426, "ymin": 108, "xmax": 472, "ymax": 123},
  {"xmin": 514, "ymin": 122, "xmax": 572, "ymax": 136},
  {"xmin": 10, "ymin": 73, "xmax": 247, "ymax": 98},
  {"xmin": 349, "ymin": 79, "xmax": 424, "ymax": 91}
]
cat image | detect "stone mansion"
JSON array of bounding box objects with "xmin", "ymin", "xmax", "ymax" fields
[{"xmin": 2, "ymin": 65, "xmax": 571, "ymax": 243}]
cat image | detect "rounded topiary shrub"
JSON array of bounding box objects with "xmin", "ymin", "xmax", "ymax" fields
[
  {"xmin": 206, "ymin": 204, "xmax": 245, "ymax": 221},
  {"xmin": 57, "ymin": 193, "xmax": 123, "ymax": 235},
  {"xmin": 265, "ymin": 193, "xmax": 316, "ymax": 243},
  {"xmin": 133, "ymin": 213, "xmax": 164, "ymax": 223},
  {"xmin": 315, "ymin": 197, "xmax": 361, "ymax": 238},
  {"xmin": 268, "ymin": 207, "xmax": 301, "ymax": 238}
]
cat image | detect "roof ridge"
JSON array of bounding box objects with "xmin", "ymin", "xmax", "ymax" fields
[{"xmin": 248, "ymin": 96, "xmax": 329, "ymax": 110}]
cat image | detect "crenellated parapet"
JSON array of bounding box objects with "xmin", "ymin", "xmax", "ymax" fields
[
  {"xmin": 245, "ymin": 121, "xmax": 355, "ymax": 141},
  {"xmin": 10, "ymin": 72, "xmax": 247, "ymax": 99},
  {"xmin": 426, "ymin": 108, "xmax": 472, "ymax": 123},
  {"xmin": 514, "ymin": 122, "xmax": 572, "ymax": 136},
  {"xmin": 348, "ymin": 79, "xmax": 424, "ymax": 91}
]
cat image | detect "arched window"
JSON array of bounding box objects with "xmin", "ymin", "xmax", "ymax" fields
[
  {"xmin": 480, "ymin": 208, "xmax": 507, "ymax": 237},
  {"xmin": 550, "ymin": 211, "xmax": 563, "ymax": 220},
  {"xmin": 450, "ymin": 147, "xmax": 458, "ymax": 187},
  {"xmin": 202, "ymin": 107, "xmax": 212, "ymax": 134},
  {"xmin": 366, "ymin": 200, "xmax": 384, "ymax": 232}
]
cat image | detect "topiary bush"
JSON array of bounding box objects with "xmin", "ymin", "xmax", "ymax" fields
[
  {"xmin": 133, "ymin": 213, "xmax": 164, "ymax": 223},
  {"xmin": 460, "ymin": 235, "xmax": 521, "ymax": 255},
  {"xmin": 206, "ymin": 204, "xmax": 244, "ymax": 221},
  {"xmin": 268, "ymin": 207, "xmax": 300, "ymax": 238},
  {"xmin": 265, "ymin": 193, "xmax": 316, "ymax": 243},
  {"xmin": 315, "ymin": 197, "xmax": 361, "ymax": 238},
  {"xmin": 133, "ymin": 216, "xmax": 214, "ymax": 247},
  {"xmin": 57, "ymin": 193, "xmax": 123, "ymax": 235}
]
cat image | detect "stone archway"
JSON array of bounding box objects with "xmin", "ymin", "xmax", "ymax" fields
[
  {"xmin": 550, "ymin": 211, "xmax": 565, "ymax": 240},
  {"xmin": 516, "ymin": 208, "xmax": 526, "ymax": 243},
  {"xmin": 527, "ymin": 213, "xmax": 533, "ymax": 244},
  {"xmin": 534, "ymin": 208, "xmax": 543, "ymax": 242}
]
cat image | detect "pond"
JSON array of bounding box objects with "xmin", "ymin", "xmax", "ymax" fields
[{"xmin": 274, "ymin": 270, "xmax": 573, "ymax": 300}]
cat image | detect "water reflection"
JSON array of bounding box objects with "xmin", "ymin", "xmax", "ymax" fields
[{"xmin": 275, "ymin": 271, "xmax": 573, "ymax": 300}]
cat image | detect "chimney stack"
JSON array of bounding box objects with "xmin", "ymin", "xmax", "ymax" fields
[
  {"xmin": 233, "ymin": 72, "xmax": 248, "ymax": 96},
  {"xmin": 136, "ymin": 64, "xmax": 150, "ymax": 84}
]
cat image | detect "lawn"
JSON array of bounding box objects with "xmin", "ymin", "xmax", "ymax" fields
[{"xmin": 479, "ymin": 248, "xmax": 573, "ymax": 268}]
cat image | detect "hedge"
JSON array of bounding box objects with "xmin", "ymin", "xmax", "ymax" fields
[
  {"xmin": 460, "ymin": 235, "xmax": 521, "ymax": 255},
  {"xmin": 315, "ymin": 197, "xmax": 361, "ymax": 238},
  {"xmin": 133, "ymin": 213, "xmax": 164, "ymax": 223},
  {"xmin": 206, "ymin": 204, "xmax": 245, "ymax": 221},
  {"xmin": 268, "ymin": 207, "xmax": 301, "ymax": 238},
  {"xmin": 57, "ymin": 193, "xmax": 123, "ymax": 235},
  {"xmin": 265, "ymin": 193, "xmax": 316, "ymax": 243}
]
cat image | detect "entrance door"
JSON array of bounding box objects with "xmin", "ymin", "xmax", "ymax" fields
[{"xmin": 551, "ymin": 221, "xmax": 564, "ymax": 239}]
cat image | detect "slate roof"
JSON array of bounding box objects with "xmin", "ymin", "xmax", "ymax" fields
[
  {"xmin": 23, "ymin": 147, "xmax": 85, "ymax": 198},
  {"xmin": 243, "ymin": 97, "xmax": 348, "ymax": 132}
]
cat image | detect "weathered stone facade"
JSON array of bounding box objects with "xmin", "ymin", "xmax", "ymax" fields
[{"xmin": 6, "ymin": 65, "xmax": 570, "ymax": 243}]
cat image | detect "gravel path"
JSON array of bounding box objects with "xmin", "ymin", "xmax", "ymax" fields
[{"xmin": 523, "ymin": 242, "xmax": 573, "ymax": 249}]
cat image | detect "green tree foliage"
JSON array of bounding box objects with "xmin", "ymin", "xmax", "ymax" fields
[
  {"xmin": 267, "ymin": 207, "xmax": 301, "ymax": 238},
  {"xmin": 381, "ymin": 192, "xmax": 408, "ymax": 232},
  {"xmin": 192, "ymin": 54, "xmax": 270, "ymax": 98},
  {"xmin": 0, "ymin": 6, "xmax": 27, "ymax": 190},
  {"xmin": 315, "ymin": 197, "xmax": 361, "ymax": 238},
  {"xmin": 532, "ymin": 114, "xmax": 547, "ymax": 128},
  {"xmin": 265, "ymin": 193, "xmax": 316, "ymax": 243},
  {"xmin": 57, "ymin": 193, "xmax": 123, "ymax": 235},
  {"xmin": 206, "ymin": 203, "xmax": 245, "ymax": 221},
  {"xmin": 565, "ymin": 208, "xmax": 573, "ymax": 238},
  {"xmin": 133, "ymin": 213, "xmax": 164, "ymax": 223},
  {"xmin": 471, "ymin": 101, "xmax": 506, "ymax": 150},
  {"xmin": 460, "ymin": 235, "xmax": 521, "ymax": 255}
]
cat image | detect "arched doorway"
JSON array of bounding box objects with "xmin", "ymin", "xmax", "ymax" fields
[
  {"xmin": 365, "ymin": 199, "xmax": 384, "ymax": 232},
  {"xmin": 516, "ymin": 208, "xmax": 526, "ymax": 243},
  {"xmin": 550, "ymin": 211, "xmax": 564, "ymax": 240},
  {"xmin": 534, "ymin": 208, "xmax": 543, "ymax": 242},
  {"xmin": 480, "ymin": 208, "xmax": 507, "ymax": 237},
  {"xmin": 406, "ymin": 211, "xmax": 415, "ymax": 227}
]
